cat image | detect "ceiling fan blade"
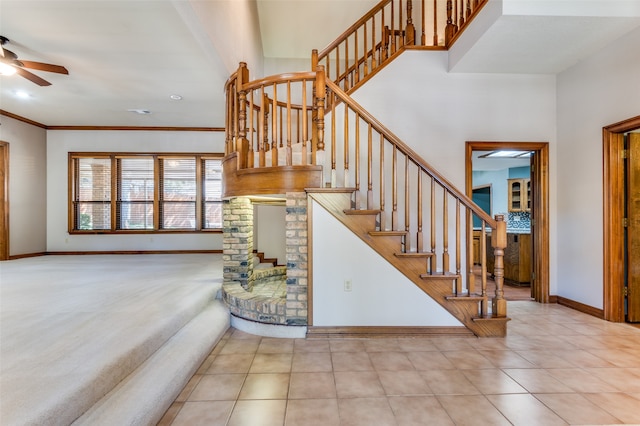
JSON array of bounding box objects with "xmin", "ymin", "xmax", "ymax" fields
[
  {"xmin": 20, "ymin": 60, "xmax": 68, "ymax": 75},
  {"xmin": 15, "ymin": 67, "xmax": 51, "ymax": 86}
]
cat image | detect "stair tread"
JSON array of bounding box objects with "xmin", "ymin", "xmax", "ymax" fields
[
  {"xmin": 369, "ymin": 230, "xmax": 407, "ymax": 236},
  {"xmin": 419, "ymin": 272, "xmax": 461, "ymax": 279},
  {"xmin": 306, "ymin": 187, "xmax": 357, "ymax": 194},
  {"xmin": 343, "ymin": 209, "xmax": 381, "ymax": 215},
  {"xmin": 394, "ymin": 252, "xmax": 434, "ymax": 258},
  {"xmin": 445, "ymin": 294, "xmax": 486, "ymax": 301}
]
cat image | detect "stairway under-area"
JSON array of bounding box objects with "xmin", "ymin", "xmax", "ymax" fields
[{"xmin": 308, "ymin": 189, "xmax": 509, "ymax": 337}]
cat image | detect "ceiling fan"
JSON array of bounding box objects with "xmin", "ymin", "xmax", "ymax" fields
[{"xmin": 0, "ymin": 36, "xmax": 68, "ymax": 86}]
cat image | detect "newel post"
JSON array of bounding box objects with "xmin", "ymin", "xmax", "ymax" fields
[
  {"xmin": 491, "ymin": 214, "xmax": 507, "ymax": 317},
  {"xmin": 237, "ymin": 62, "xmax": 250, "ymax": 169}
]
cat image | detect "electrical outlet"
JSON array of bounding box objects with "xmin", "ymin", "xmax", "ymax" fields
[{"xmin": 344, "ymin": 280, "xmax": 352, "ymax": 292}]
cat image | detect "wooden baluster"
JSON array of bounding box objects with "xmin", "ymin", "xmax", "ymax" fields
[
  {"xmin": 445, "ymin": 0, "xmax": 455, "ymax": 46},
  {"xmin": 279, "ymin": 105, "xmax": 283, "ymax": 149},
  {"xmin": 466, "ymin": 210, "xmax": 474, "ymax": 295},
  {"xmin": 430, "ymin": 178, "xmax": 436, "ymax": 274},
  {"xmin": 433, "ymin": 0, "xmax": 439, "ymax": 46},
  {"xmin": 371, "ymin": 15, "xmax": 377, "ymax": 68},
  {"xmin": 364, "ymin": 21, "xmax": 369, "ymax": 76},
  {"xmin": 297, "ymin": 109, "xmax": 301, "ymax": 144},
  {"xmin": 354, "ymin": 112, "xmax": 360, "ymax": 209},
  {"xmin": 271, "ymin": 84, "xmax": 278, "ymax": 167},
  {"xmin": 227, "ymin": 79, "xmax": 234, "ymax": 155},
  {"xmin": 354, "ymin": 30, "xmax": 359, "ymax": 85},
  {"xmin": 286, "ymin": 81, "xmax": 292, "ymax": 166},
  {"xmin": 381, "ymin": 8, "xmax": 388, "ymax": 61},
  {"xmin": 455, "ymin": 199, "xmax": 461, "ymax": 294},
  {"xmin": 406, "ymin": 0, "xmax": 415, "ymax": 45},
  {"xmin": 491, "ymin": 214, "xmax": 507, "ymax": 317},
  {"xmin": 459, "ymin": 0, "xmax": 465, "ymax": 27},
  {"xmin": 315, "ymin": 66, "xmax": 326, "ymax": 155},
  {"xmin": 379, "ymin": 133, "xmax": 386, "ymax": 230},
  {"xmin": 248, "ymin": 91, "xmax": 255, "ymax": 168},
  {"xmin": 302, "ymin": 79, "xmax": 308, "ymax": 165},
  {"xmin": 392, "ymin": 144, "xmax": 398, "ymax": 230},
  {"xmin": 259, "ymin": 87, "xmax": 265, "ymax": 168},
  {"xmin": 417, "ymin": 169, "xmax": 423, "ymax": 252},
  {"xmin": 264, "ymin": 93, "xmax": 271, "ymax": 153},
  {"xmin": 335, "ymin": 43, "xmax": 340, "ymax": 90},
  {"xmin": 331, "ymin": 91, "xmax": 336, "ymax": 187},
  {"xmin": 399, "ymin": 0, "xmax": 404, "ymax": 48},
  {"xmin": 237, "ymin": 62, "xmax": 249, "ymax": 169},
  {"xmin": 421, "ymin": 0, "xmax": 426, "ymax": 45},
  {"xmin": 443, "ymin": 191, "xmax": 449, "ymax": 275},
  {"xmin": 404, "ymin": 155, "xmax": 410, "ymax": 252},
  {"xmin": 367, "ymin": 124, "xmax": 373, "ymax": 210},
  {"xmin": 344, "ymin": 37, "xmax": 349, "ymax": 91},
  {"xmin": 481, "ymin": 220, "xmax": 488, "ymax": 316},
  {"xmin": 466, "ymin": 0, "xmax": 472, "ymax": 21},
  {"xmin": 344, "ymin": 103, "xmax": 349, "ymax": 187},
  {"xmin": 390, "ymin": 0, "xmax": 396, "ymax": 54}
]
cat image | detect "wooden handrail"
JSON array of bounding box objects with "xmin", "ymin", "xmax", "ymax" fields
[
  {"xmin": 325, "ymin": 80, "xmax": 495, "ymax": 227},
  {"xmin": 313, "ymin": 0, "xmax": 488, "ymax": 91}
]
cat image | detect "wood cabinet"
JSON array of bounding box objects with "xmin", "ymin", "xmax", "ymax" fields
[
  {"xmin": 508, "ymin": 178, "xmax": 530, "ymax": 212},
  {"xmin": 504, "ymin": 233, "xmax": 531, "ymax": 284}
]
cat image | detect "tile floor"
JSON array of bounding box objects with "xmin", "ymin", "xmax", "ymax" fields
[{"xmin": 159, "ymin": 301, "xmax": 640, "ymax": 425}]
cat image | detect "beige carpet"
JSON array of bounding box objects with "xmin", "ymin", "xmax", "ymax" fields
[{"xmin": 0, "ymin": 254, "xmax": 229, "ymax": 426}]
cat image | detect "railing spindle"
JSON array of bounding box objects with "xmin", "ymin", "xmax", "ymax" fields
[
  {"xmin": 417, "ymin": 169, "xmax": 423, "ymax": 252},
  {"xmin": 443, "ymin": 191, "xmax": 449, "ymax": 275},
  {"xmin": 455, "ymin": 199, "xmax": 461, "ymax": 293},
  {"xmin": 354, "ymin": 113, "xmax": 361, "ymax": 209},
  {"xmin": 344, "ymin": 102, "xmax": 349, "ymax": 187},
  {"xmin": 379, "ymin": 133, "xmax": 386, "ymax": 230},
  {"xmin": 271, "ymin": 84, "xmax": 278, "ymax": 166},
  {"xmin": 430, "ymin": 178, "xmax": 436, "ymax": 274},
  {"xmin": 405, "ymin": 154, "xmax": 410, "ymax": 251},
  {"xmin": 286, "ymin": 81, "xmax": 292, "ymax": 166},
  {"xmin": 367, "ymin": 124, "xmax": 373, "ymax": 210},
  {"xmin": 392, "ymin": 144, "xmax": 398, "ymax": 230},
  {"xmin": 492, "ymin": 214, "xmax": 507, "ymax": 317}
]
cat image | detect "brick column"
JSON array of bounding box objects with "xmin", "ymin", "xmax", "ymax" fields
[
  {"xmin": 285, "ymin": 192, "xmax": 308, "ymax": 325},
  {"xmin": 223, "ymin": 197, "xmax": 254, "ymax": 290}
]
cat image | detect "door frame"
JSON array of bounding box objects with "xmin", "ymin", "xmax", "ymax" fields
[
  {"xmin": 0, "ymin": 141, "xmax": 9, "ymax": 260},
  {"xmin": 465, "ymin": 141, "xmax": 550, "ymax": 303},
  {"xmin": 603, "ymin": 115, "xmax": 640, "ymax": 322}
]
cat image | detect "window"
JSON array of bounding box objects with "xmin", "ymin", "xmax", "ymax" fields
[{"xmin": 69, "ymin": 153, "xmax": 223, "ymax": 233}]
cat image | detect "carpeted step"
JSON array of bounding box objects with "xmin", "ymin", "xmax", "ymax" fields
[{"xmin": 72, "ymin": 300, "xmax": 230, "ymax": 425}]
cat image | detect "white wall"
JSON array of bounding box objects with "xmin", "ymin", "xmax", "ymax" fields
[
  {"xmin": 351, "ymin": 50, "xmax": 558, "ymax": 294},
  {"xmin": 46, "ymin": 129, "xmax": 225, "ymax": 252},
  {"xmin": 312, "ymin": 200, "xmax": 462, "ymax": 326},
  {"xmin": 0, "ymin": 116, "xmax": 47, "ymax": 256},
  {"xmin": 556, "ymin": 26, "xmax": 640, "ymax": 308},
  {"xmin": 254, "ymin": 204, "xmax": 286, "ymax": 265}
]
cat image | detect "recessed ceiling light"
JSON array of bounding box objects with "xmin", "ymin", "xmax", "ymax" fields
[
  {"xmin": 169, "ymin": 94, "xmax": 182, "ymax": 100},
  {"xmin": 480, "ymin": 151, "xmax": 532, "ymax": 158},
  {"xmin": 127, "ymin": 109, "xmax": 152, "ymax": 114}
]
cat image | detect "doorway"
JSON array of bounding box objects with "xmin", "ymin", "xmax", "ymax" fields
[
  {"xmin": 603, "ymin": 115, "xmax": 640, "ymax": 323},
  {"xmin": 0, "ymin": 141, "xmax": 8, "ymax": 260},
  {"xmin": 466, "ymin": 141, "xmax": 550, "ymax": 303}
]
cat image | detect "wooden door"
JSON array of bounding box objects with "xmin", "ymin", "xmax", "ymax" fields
[
  {"xmin": 0, "ymin": 142, "xmax": 8, "ymax": 260},
  {"xmin": 627, "ymin": 133, "xmax": 640, "ymax": 322}
]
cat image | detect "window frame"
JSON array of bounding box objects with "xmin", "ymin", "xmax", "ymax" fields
[{"xmin": 69, "ymin": 152, "xmax": 223, "ymax": 234}]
